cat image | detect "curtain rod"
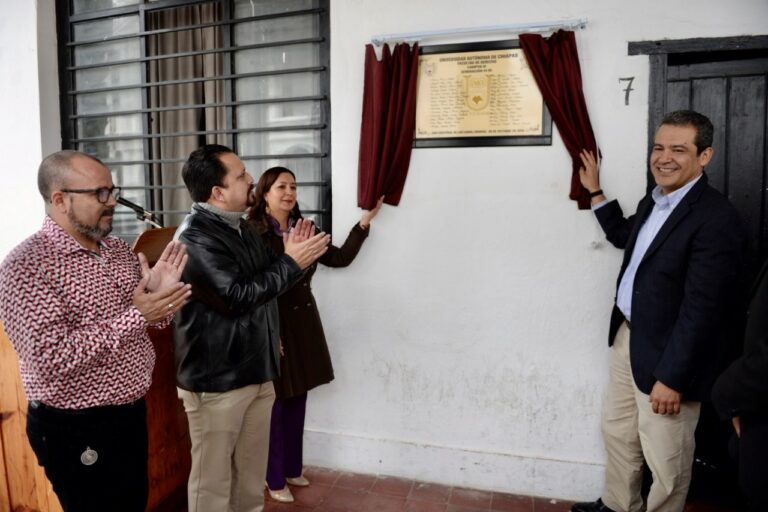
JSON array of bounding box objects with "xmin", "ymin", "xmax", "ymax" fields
[{"xmin": 371, "ymin": 18, "xmax": 588, "ymax": 47}]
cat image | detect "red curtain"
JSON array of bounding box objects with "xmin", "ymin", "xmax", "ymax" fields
[
  {"xmin": 520, "ymin": 30, "xmax": 599, "ymax": 210},
  {"xmin": 357, "ymin": 43, "xmax": 420, "ymax": 209}
]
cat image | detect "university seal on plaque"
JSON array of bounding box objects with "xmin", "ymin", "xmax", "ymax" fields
[{"xmin": 464, "ymin": 75, "xmax": 490, "ymax": 111}]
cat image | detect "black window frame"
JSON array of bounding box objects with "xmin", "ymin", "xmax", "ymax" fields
[{"xmin": 55, "ymin": 0, "xmax": 332, "ymax": 238}]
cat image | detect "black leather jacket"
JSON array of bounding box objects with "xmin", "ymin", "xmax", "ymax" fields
[{"xmin": 173, "ymin": 206, "xmax": 301, "ymax": 392}]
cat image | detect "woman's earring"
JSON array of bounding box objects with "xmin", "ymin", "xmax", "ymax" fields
[{"xmin": 265, "ymin": 205, "xmax": 271, "ymax": 215}]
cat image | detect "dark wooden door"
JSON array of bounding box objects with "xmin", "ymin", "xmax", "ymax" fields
[
  {"xmin": 631, "ymin": 37, "xmax": 768, "ymax": 506},
  {"xmin": 664, "ymin": 50, "xmax": 768, "ymax": 277},
  {"xmin": 666, "ymin": 50, "xmax": 768, "ymax": 506}
]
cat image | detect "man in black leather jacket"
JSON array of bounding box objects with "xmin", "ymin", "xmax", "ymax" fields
[{"xmin": 174, "ymin": 144, "xmax": 329, "ymax": 512}]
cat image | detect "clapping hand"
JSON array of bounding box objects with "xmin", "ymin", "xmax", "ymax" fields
[
  {"xmin": 132, "ymin": 275, "xmax": 191, "ymax": 324},
  {"xmin": 284, "ymin": 218, "xmax": 330, "ymax": 269},
  {"xmin": 133, "ymin": 241, "xmax": 191, "ymax": 323},
  {"xmin": 138, "ymin": 240, "xmax": 188, "ymax": 293},
  {"xmin": 287, "ymin": 218, "xmax": 315, "ymax": 243}
]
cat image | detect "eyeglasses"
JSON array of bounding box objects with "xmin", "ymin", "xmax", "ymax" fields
[{"xmin": 61, "ymin": 186, "xmax": 121, "ymax": 204}]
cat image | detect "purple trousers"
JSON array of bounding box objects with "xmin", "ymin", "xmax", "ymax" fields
[{"xmin": 265, "ymin": 392, "xmax": 307, "ymax": 489}]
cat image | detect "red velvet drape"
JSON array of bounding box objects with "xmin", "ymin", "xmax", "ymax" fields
[
  {"xmin": 519, "ymin": 30, "xmax": 599, "ymax": 210},
  {"xmin": 357, "ymin": 43, "xmax": 419, "ymax": 209}
]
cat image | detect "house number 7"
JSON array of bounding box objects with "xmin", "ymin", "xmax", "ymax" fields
[{"xmin": 619, "ymin": 77, "xmax": 635, "ymax": 106}]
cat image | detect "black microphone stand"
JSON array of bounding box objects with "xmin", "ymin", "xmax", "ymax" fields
[{"xmin": 117, "ymin": 197, "xmax": 164, "ymax": 228}]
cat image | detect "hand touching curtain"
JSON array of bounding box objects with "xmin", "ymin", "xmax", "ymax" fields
[
  {"xmin": 520, "ymin": 30, "xmax": 599, "ymax": 210},
  {"xmin": 357, "ymin": 43, "xmax": 420, "ymax": 209}
]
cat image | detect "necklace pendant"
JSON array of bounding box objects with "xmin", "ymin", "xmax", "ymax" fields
[{"xmin": 80, "ymin": 446, "xmax": 98, "ymax": 466}]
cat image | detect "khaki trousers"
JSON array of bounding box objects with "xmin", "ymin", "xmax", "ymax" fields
[
  {"xmin": 601, "ymin": 323, "xmax": 700, "ymax": 512},
  {"xmin": 179, "ymin": 382, "xmax": 275, "ymax": 512}
]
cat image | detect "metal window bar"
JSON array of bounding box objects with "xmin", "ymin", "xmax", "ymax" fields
[
  {"xmin": 68, "ymin": 37, "xmax": 325, "ymax": 72},
  {"xmin": 239, "ymin": 152, "xmax": 326, "ymax": 160},
  {"xmin": 221, "ymin": 0, "xmax": 234, "ymax": 151},
  {"xmin": 228, "ymin": 1, "xmax": 239, "ymax": 154},
  {"xmin": 317, "ymin": 1, "xmax": 332, "ymax": 228},
  {"xmin": 70, "ymin": 95, "xmax": 327, "ymax": 119},
  {"xmin": 67, "ymin": 0, "xmax": 319, "ymax": 22},
  {"xmin": 72, "ymin": 124, "xmax": 326, "ymax": 143},
  {"xmin": 67, "ymin": 8, "xmax": 324, "ymax": 47},
  {"xmin": 102, "ymin": 152, "xmax": 327, "ymax": 166},
  {"xmin": 119, "ymin": 180, "xmax": 327, "ymax": 189},
  {"xmin": 60, "ymin": 0, "xmax": 331, "ymax": 236},
  {"xmin": 67, "ymin": 66, "xmax": 325, "ymax": 95},
  {"xmin": 137, "ymin": 2, "xmax": 152, "ymax": 228},
  {"xmin": 69, "ymin": 0, "xmax": 215, "ymax": 21}
]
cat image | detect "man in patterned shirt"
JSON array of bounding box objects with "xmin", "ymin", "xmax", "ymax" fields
[{"xmin": 0, "ymin": 150, "xmax": 192, "ymax": 512}]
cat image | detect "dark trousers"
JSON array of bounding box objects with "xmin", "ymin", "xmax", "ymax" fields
[
  {"xmin": 266, "ymin": 392, "xmax": 307, "ymax": 489},
  {"xmin": 25, "ymin": 399, "xmax": 149, "ymax": 512},
  {"xmin": 731, "ymin": 415, "xmax": 768, "ymax": 512}
]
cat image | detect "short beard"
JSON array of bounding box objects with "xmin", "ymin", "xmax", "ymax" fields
[{"xmin": 68, "ymin": 208, "xmax": 114, "ymax": 242}]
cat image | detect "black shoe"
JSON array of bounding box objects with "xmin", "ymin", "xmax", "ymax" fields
[{"xmin": 570, "ymin": 498, "xmax": 616, "ymax": 512}]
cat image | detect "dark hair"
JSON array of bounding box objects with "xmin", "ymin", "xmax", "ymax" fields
[
  {"xmin": 38, "ymin": 150, "xmax": 105, "ymax": 202},
  {"xmin": 181, "ymin": 144, "xmax": 233, "ymax": 202},
  {"xmin": 659, "ymin": 110, "xmax": 714, "ymax": 155},
  {"xmin": 248, "ymin": 166, "xmax": 302, "ymax": 233}
]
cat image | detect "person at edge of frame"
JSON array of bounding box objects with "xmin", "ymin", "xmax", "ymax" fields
[{"xmin": 0, "ymin": 149, "xmax": 191, "ymax": 512}]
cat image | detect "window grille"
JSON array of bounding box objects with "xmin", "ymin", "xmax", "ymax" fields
[{"xmin": 57, "ymin": 0, "xmax": 331, "ymax": 238}]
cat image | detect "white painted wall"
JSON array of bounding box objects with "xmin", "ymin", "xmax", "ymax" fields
[
  {"xmin": 0, "ymin": 0, "xmax": 59, "ymax": 260},
  {"xmin": 305, "ymin": 0, "xmax": 768, "ymax": 500},
  {"xmin": 3, "ymin": 0, "xmax": 767, "ymax": 502}
]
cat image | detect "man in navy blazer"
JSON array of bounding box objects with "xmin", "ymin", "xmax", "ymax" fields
[{"xmin": 572, "ymin": 111, "xmax": 746, "ymax": 512}]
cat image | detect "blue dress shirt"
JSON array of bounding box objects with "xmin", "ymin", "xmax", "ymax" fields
[{"xmin": 594, "ymin": 174, "xmax": 703, "ymax": 320}]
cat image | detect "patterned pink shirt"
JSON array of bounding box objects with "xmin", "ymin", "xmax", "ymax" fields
[{"xmin": 0, "ymin": 217, "xmax": 157, "ymax": 409}]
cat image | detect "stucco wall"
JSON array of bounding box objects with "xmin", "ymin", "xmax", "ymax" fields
[
  {"xmin": 305, "ymin": 0, "xmax": 768, "ymax": 500},
  {"xmin": 1, "ymin": 0, "xmax": 767, "ymax": 502}
]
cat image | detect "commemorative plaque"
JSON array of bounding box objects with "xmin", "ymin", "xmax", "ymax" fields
[{"xmin": 414, "ymin": 40, "xmax": 552, "ymax": 147}]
